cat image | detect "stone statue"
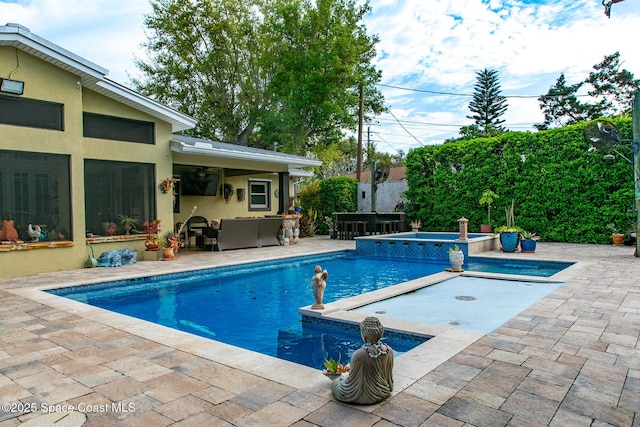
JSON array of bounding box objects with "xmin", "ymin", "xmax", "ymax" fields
[
  {"xmin": 311, "ymin": 265, "xmax": 328, "ymax": 309},
  {"xmin": 331, "ymin": 316, "xmax": 394, "ymax": 405}
]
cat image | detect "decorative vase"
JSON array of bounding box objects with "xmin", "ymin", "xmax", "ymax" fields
[
  {"xmin": 449, "ymin": 249, "xmax": 464, "ymax": 271},
  {"xmin": 123, "ymin": 223, "xmax": 132, "ymax": 235},
  {"xmin": 520, "ymin": 239, "xmax": 537, "ymax": 253},
  {"xmin": 500, "ymin": 231, "xmax": 519, "ymax": 253},
  {"xmin": 163, "ymin": 247, "xmax": 176, "ymax": 259}
]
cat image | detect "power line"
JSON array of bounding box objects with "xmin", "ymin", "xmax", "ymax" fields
[
  {"xmin": 386, "ymin": 108, "xmax": 424, "ymax": 146},
  {"xmin": 377, "ymin": 83, "xmax": 599, "ymax": 99}
]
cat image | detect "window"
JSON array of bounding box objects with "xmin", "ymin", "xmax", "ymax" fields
[
  {"xmin": 249, "ymin": 179, "xmax": 271, "ymax": 211},
  {"xmin": 0, "ymin": 94, "xmax": 64, "ymax": 130},
  {"xmin": 83, "ymin": 112, "xmax": 155, "ymax": 144},
  {"xmin": 84, "ymin": 160, "xmax": 156, "ymax": 236},
  {"xmin": 0, "ymin": 150, "xmax": 72, "ymax": 241}
]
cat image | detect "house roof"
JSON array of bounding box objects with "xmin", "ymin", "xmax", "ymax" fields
[
  {"xmin": 346, "ymin": 166, "xmax": 406, "ymax": 182},
  {"xmin": 171, "ymin": 135, "xmax": 323, "ymax": 171},
  {"xmin": 0, "ymin": 23, "xmax": 197, "ymax": 133}
]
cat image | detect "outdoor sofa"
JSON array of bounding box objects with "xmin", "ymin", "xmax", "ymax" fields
[{"xmin": 215, "ymin": 217, "xmax": 283, "ymax": 251}]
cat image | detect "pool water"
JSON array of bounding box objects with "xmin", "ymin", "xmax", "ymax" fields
[{"xmin": 48, "ymin": 251, "xmax": 572, "ymax": 369}]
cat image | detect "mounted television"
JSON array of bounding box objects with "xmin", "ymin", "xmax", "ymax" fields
[{"xmin": 181, "ymin": 170, "xmax": 220, "ymax": 196}]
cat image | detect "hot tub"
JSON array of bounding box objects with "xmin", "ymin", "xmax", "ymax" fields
[{"xmin": 355, "ymin": 232, "xmax": 499, "ymax": 260}]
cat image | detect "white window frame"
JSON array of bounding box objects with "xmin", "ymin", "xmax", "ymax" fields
[{"xmin": 248, "ymin": 179, "xmax": 271, "ymax": 211}]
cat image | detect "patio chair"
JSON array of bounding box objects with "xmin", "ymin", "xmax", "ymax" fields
[
  {"xmin": 199, "ymin": 227, "xmax": 218, "ymax": 251},
  {"xmin": 185, "ymin": 216, "xmax": 209, "ymax": 247}
]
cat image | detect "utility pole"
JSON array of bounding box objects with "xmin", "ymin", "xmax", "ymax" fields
[
  {"xmin": 633, "ymin": 91, "xmax": 639, "ymax": 256},
  {"xmin": 356, "ymin": 84, "xmax": 364, "ymax": 182}
]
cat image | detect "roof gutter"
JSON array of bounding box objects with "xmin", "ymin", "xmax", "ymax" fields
[{"xmin": 171, "ymin": 140, "xmax": 322, "ymax": 169}]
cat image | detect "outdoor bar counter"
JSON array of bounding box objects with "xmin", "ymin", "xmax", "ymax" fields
[{"xmin": 334, "ymin": 212, "xmax": 406, "ymax": 240}]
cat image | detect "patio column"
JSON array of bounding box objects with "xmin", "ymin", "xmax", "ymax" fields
[{"xmin": 278, "ymin": 172, "xmax": 290, "ymax": 214}]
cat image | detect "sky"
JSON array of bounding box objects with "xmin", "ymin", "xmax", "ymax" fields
[{"xmin": 2, "ymin": 0, "xmax": 640, "ymax": 155}]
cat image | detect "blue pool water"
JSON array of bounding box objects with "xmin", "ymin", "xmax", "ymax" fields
[{"xmin": 48, "ymin": 251, "xmax": 572, "ymax": 369}]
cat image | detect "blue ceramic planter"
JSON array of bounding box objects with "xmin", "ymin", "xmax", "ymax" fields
[
  {"xmin": 500, "ymin": 231, "xmax": 519, "ymax": 253},
  {"xmin": 520, "ymin": 239, "xmax": 537, "ymax": 253}
]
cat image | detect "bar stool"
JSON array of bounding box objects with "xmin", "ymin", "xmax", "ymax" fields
[
  {"xmin": 344, "ymin": 220, "xmax": 358, "ymax": 239},
  {"xmin": 376, "ymin": 220, "xmax": 393, "ymax": 234}
]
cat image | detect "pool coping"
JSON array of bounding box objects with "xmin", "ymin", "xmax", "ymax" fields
[{"xmin": 6, "ymin": 248, "xmax": 585, "ymax": 412}]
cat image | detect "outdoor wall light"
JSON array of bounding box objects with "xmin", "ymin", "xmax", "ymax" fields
[{"xmin": 0, "ymin": 78, "xmax": 25, "ymax": 95}]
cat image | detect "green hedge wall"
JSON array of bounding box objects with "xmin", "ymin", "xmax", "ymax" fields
[
  {"xmin": 404, "ymin": 119, "xmax": 634, "ymax": 243},
  {"xmin": 318, "ymin": 176, "xmax": 358, "ymax": 218}
]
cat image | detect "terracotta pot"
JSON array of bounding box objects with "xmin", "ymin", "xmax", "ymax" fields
[
  {"xmin": 480, "ymin": 224, "xmax": 492, "ymax": 233},
  {"xmin": 145, "ymin": 241, "xmax": 160, "ymax": 251},
  {"xmin": 612, "ymin": 233, "xmax": 624, "ymax": 246},
  {"xmin": 163, "ymin": 247, "xmax": 176, "ymax": 258}
]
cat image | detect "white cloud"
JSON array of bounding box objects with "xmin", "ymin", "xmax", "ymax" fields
[
  {"xmin": 364, "ymin": 0, "xmax": 640, "ymax": 152},
  {"xmin": 2, "ymin": 0, "xmax": 639, "ymax": 154}
]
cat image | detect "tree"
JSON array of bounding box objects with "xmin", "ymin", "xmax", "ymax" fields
[
  {"xmin": 133, "ymin": 0, "xmax": 383, "ymax": 151},
  {"xmin": 134, "ymin": 0, "xmax": 265, "ymax": 146},
  {"xmin": 466, "ymin": 68, "xmax": 508, "ymax": 133},
  {"xmin": 536, "ymin": 52, "xmax": 639, "ymax": 129},
  {"xmin": 585, "ymin": 52, "xmax": 639, "ymax": 117},
  {"xmin": 257, "ymin": 0, "xmax": 384, "ymax": 154},
  {"xmin": 535, "ymin": 73, "xmax": 593, "ymax": 130}
]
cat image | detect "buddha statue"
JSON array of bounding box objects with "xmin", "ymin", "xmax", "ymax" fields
[{"xmin": 331, "ymin": 316, "xmax": 394, "ymax": 404}]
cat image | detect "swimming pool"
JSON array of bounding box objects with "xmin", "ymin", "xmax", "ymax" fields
[{"xmin": 47, "ymin": 251, "xmax": 573, "ymax": 369}]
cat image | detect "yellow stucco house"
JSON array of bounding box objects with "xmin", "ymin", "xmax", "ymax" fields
[{"xmin": 0, "ymin": 23, "xmax": 321, "ymax": 278}]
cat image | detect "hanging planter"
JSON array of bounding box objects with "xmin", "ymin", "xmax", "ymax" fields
[{"xmin": 223, "ymin": 183, "xmax": 234, "ymax": 204}]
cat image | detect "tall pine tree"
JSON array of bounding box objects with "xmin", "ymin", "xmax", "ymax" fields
[{"xmin": 467, "ymin": 68, "xmax": 508, "ymax": 134}]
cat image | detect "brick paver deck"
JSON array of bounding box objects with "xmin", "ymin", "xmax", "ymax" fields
[{"xmin": 0, "ymin": 238, "xmax": 638, "ymax": 426}]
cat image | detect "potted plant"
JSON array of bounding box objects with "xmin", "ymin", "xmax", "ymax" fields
[
  {"xmin": 519, "ymin": 230, "xmax": 538, "ymax": 253},
  {"xmin": 324, "ymin": 216, "xmax": 337, "ymax": 239},
  {"xmin": 161, "ymin": 206, "xmax": 197, "ymax": 258},
  {"xmin": 607, "ymin": 223, "xmax": 624, "ymax": 246},
  {"xmin": 223, "ymin": 183, "xmax": 234, "ymax": 204},
  {"xmin": 118, "ymin": 214, "xmax": 139, "ymax": 235},
  {"xmin": 410, "ymin": 220, "xmax": 422, "ymax": 232},
  {"xmin": 479, "ymin": 189, "xmax": 499, "ymax": 233},
  {"xmin": 496, "ymin": 199, "xmax": 519, "ymax": 253},
  {"xmin": 143, "ymin": 219, "xmax": 161, "ymax": 250},
  {"xmin": 160, "ymin": 231, "xmax": 179, "ymax": 259},
  {"xmin": 323, "ymin": 355, "xmax": 349, "ymax": 380},
  {"xmin": 448, "ymin": 244, "xmax": 464, "ymax": 271}
]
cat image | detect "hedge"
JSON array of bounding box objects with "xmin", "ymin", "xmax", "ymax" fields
[{"xmin": 404, "ymin": 119, "xmax": 634, "ymax": 244}]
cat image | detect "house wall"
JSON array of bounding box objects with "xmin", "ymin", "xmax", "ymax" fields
[
  {"xmin": 0, "ymin": 46, "xmax": 175, "ymax": 278},
  {"xmin": 171, "ymin": 152, "xmax": 290, "ymax": 225},
  {"xmin": 176, "ymin": 173, "xmax": 282, "ymax": 225},
  {"xmin": 357, "ymin": 181, "xmax": 408, "ymax": 212}
]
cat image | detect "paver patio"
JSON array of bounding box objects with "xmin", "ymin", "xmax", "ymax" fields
[{"xmin": 0, "ymin": 237, "xmax": 638, "ymax": 426}]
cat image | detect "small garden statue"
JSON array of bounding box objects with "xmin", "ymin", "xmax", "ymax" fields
[
  {"xmin": 102, "ymin": 221, "xmax": 117, "ymax": 236},
  {"xmin": 0, "ymin": 219, "xmax": 19, "ymax": 242},
  {"xmin": 331, "ymin": 316, "xmax": 394, "ymax": 404},
  {"xmin": 311, "ymin": 265, "xmax": 328, "ymax": 309}
]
